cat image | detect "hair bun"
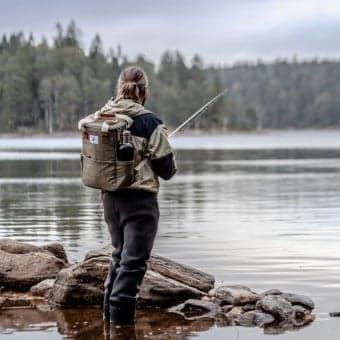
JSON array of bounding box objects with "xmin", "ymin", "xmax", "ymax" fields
[{"xmin": 116, "ymin": 66, "xmax": 148, "ymax": 102}]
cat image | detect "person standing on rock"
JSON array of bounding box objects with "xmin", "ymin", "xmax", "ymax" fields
[{"xmin": 98, "ymin": 66, "xmax": 177, "ymax": 324}]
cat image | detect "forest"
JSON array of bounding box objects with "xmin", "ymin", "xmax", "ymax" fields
[{"xmin": 0, "ymin": 21, "xmax": 340, "ymax": 134}]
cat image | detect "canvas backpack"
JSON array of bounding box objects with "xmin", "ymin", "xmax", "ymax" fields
[{"xmin": 79, "ymin": 111, "xmax": 143, "ymax": 191}]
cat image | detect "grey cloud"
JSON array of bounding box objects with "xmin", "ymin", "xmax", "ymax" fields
[{"xmin": 1, "ymin": 0, "xmax": 340, "ymax": 64}]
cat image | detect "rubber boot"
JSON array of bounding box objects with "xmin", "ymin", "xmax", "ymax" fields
[
  {"xmin": 103, "ymin": 288, "xmax": 111, "ymax": 321},
  {"xmin": 103, "ymin": 262, "xmax": 120, "ymax": 321},
  {"xmin": 109, "ymin": 301, "xmax": 136, "ymax": 325}
]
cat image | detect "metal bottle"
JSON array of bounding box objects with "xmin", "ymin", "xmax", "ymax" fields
[{"xmin": 117, "ymin": 130, "xmax": 134, "ymax": 161}]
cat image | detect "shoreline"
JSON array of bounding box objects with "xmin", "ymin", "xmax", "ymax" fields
[{"xmin": 1, "ymin": 127, "xmax": 340, "ymax": 139}]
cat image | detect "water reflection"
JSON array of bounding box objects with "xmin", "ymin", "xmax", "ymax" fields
[
  {"xmin": 1, "ymin": 139, "xmax": 340, "ymax": 339},
  {"xmin": 0, "ymin": 306, "xmax": 316, "ymax": 339}
]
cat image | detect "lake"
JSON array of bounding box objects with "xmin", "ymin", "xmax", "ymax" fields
[{"xmin": 0, "ymin": 130, "xmax": 340, "ymax": 339}]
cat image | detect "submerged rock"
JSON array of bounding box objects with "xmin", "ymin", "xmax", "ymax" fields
[
  {"xmin": 236, "ymin": 310, "xmax": 275, "ymax": 327},
  {"xmin": 0, "ymin": 250, "xmax": 66, "ymax": 291}
]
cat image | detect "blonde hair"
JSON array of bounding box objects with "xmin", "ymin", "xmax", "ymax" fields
[{"xmin": 116, "ymin": 66, "xmax": 148, "ymax": 104}]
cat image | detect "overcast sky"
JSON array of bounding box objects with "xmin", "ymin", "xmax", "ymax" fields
[{"xmin": 1, "ymin": 0, "xmax": 340, "ymax": 65}]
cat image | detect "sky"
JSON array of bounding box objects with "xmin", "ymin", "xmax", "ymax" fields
[{"xmin": 1, "ymin": 0, "xmax": 340, "ymax": 65}]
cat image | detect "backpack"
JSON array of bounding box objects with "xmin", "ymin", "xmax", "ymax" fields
[{"xmin": 79, "ymin": 111, "xmax": 138, "ymax": 191}]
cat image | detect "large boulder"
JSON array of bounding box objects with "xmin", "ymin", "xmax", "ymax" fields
[
  {"xmin": 0, "ymin": 250, "xmax": 66, "ymax": 291},
  {"xmin": 0, "ymin": 238, "xmax": 68, "ymax": 263},
  {"xmin": 84, "ymin": 245, "xmax": 214, "ymax": 293},
  {"xmin": 48, "ymin": 246, "xmax": 213, "ymax": 307},
  {"xmin": 48, "ymin": 256, "xmax": 110, "ymax": 307}
]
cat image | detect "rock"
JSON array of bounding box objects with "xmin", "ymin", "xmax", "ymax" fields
[
  {"xmin": 30, "ymin": 279, "xmax": 55, "ymax": 297},
  {"xmin": 168, "ymin": 299, "xmax": 221, "ymax": 320},
  {"xmin": 0, "ymin": 250, "xmax": 66, "ymax": 291},
  {"xmin": 41, "ymin": 243, "xmax": 68, "ymax": 263},
  {"xmin": 148, "ymin": 254, "xmax": 214, "ymax": 293},
  {"xmin": 84, "ymin": 244, "xmax": 112, "ymax": 261},
  {"xmin": 256, "ymin": 295, "xmax": 294, "ymax": 321},
  {"xmin": 292, "ymin": 305, "xmax": 315, "ymax": 327},
  {"xmin": 48, "ymin": 253, "xmax": 207, "ymax": 307},
  {"xmin": 330, "ymin": 312, "xmax": 340, "ymax": 317},
  {"xmin": 281, "ymin": 293, "xmax": 315, "ymax": 310},
  {"xmin": 138, "ymin": 270, "xmax": 205, "ymax": 307},
  {"xmin": 236, "ymin": 311, "xmax": 275, "ymax": 327},
  {"xmin": 0, "ymin": 238, "xmax": 41, "ymax": 254},
  {"xmin": 222, "ymin": 305, "xmax": 233, "ymax": 313},
  {"xmin": 295, "ymin": 312, "xmax": 315, "ymax": 326},
  {"xmin": 213, "ymin": 285, "xmax": 259, "ymax": 305},
  {"xmin": 264, "ymin": 311, "xmax": 315, "ymax": 335},
  {"xmin": 210, "ymin": 296, "xmax": 226, "ymax": 306},
  {"xmin": 84, "ymin": 245, "xmax": 214, "ymax": 293},
  {"xmin": 293, "ymin": 305, "xmax": 307, "ymax": 319},
  {"xmin": 48, "ymin": 256, "xmax": 110, "ymax": 307},
  {"xmin": 201, "ymin": 296, "xmax": 211, "ymax": 302},
  {"xmin": 260, "ymin": 289, "xmax": 282, "ymax": 298},
  {"xmin": 225, "ymin": 306, "xmax": 244, "ymax": 319},
  {"xmin": 243, "ymin": 303, "xmax": 256, "ymax": 312},
  {"xmin": 0, "ymin": 238, "xmax": 68, "ymax": 263},
  {"xmin": 208, "ymin": 288, "xmax": 215, "ymax": 297}
]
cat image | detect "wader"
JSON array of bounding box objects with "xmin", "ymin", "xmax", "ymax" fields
[{"xmin": 102, "ymin": 189, "xmax": 159, "ymax": 324}]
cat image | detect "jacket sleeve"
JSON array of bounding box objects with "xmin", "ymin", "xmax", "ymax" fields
[{"xmin": 147, "ymin": 124, "xmax": 177, "ymax": 180}]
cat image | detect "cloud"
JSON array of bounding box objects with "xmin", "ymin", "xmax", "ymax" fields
[{"xmin": 1, "ymin": 0, "xmax": 340, "ymax": 64}]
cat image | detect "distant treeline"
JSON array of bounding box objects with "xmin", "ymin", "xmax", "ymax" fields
[{"xmin": 0, "ymin": 21, "xmax": 340, "ymax": 133}]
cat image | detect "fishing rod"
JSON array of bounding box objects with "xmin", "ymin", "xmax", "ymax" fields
[{"xmin": 168, "ymin": 88, "xmax": 228, "ymax": 138}]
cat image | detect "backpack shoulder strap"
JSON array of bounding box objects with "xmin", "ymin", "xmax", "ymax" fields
[{"xmin": 133, "ymin": 109, "xmax": 153, "ymax": 117}]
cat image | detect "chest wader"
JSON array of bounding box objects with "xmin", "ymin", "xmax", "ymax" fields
[
  {"xmin": 79, "ymin": 111, "xmax": 159, "ymax": 325},
  {"xmin": 102, "ymin": 189, "xmax": 159, "ymax": 325}
]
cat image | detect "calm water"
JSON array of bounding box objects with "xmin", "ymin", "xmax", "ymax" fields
[{"xmin": 0, "ymin": 130, "xmax": 340, "ymax": 339}]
